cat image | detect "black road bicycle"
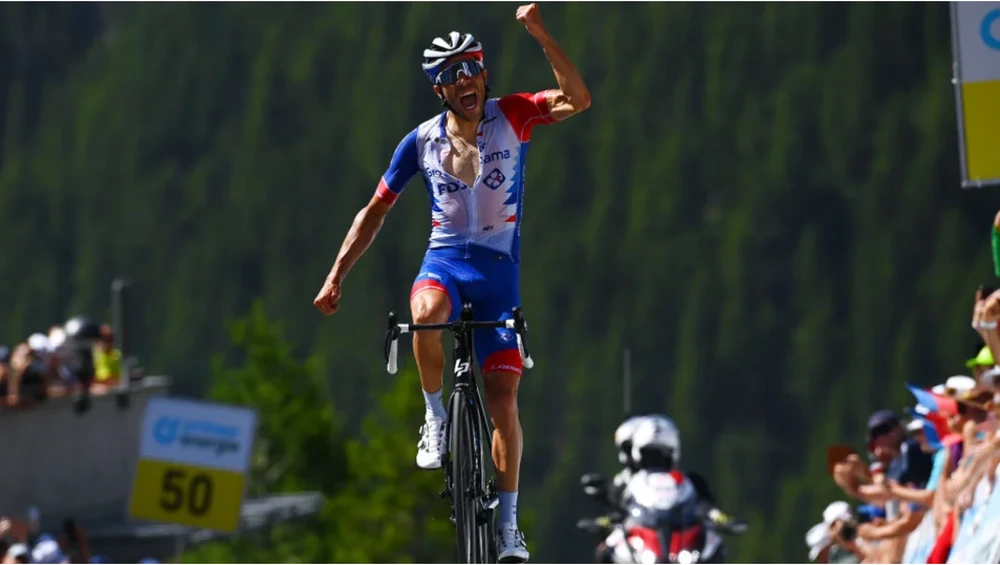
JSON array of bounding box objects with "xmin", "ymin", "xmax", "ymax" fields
[{"xmin": 384, "ymin": 303, "xmax": 534, "ymax": 564}]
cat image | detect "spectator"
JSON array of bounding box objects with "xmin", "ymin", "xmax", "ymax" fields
[
  {"xmin": 54, "ymin": 518, "xmax": 90, "ymax": 564},
  {"xmin": 965, "ymin": 345, "xmax": 995, "ymax": 384},
  {"xmin": 973, "ymin": 287, "xmax": 1000, "ymax": 369},
  {"xmin": 92, "ymin": 324, "xmax": 122, "ymax": 386},
  {"xmin": 829, "ymin": 411, "xmax": 935, "ymax": 562},
  {"xmin": 1, "ymin": 344, "xmax": 38, "ymax": 407},
  {"xmin": 867, "ymin": 410, "xmax": 934, "ymax": 491},
  {"xmin": 31, "ymin": 537, "xmax": 69, "ymax": 564},
  {"xmin": 3, "ymin": 543, "xmax": 29, "ymax": 564},
  {"xmin": 805, "ymin": 501, "xmax": 868, "ymax": 563},
  {"xmin": 60, "ymin": 315, "xmax": 103, "ymax": 414}
]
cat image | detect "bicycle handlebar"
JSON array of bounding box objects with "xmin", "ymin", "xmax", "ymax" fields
[{"xmin": 384, "ymin": 305, "xmax": 534, "ymax": 374}]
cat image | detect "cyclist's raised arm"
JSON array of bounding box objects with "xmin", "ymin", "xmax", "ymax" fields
[
  {"xmin": 327, "ymin": 129, "xmax": 419, "ymax": 285},
  {"xmin": 516, "ymin": 3, "xmax": 591, "ymax": 122}
]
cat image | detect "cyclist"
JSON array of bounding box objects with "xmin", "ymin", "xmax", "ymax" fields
[
  {"xmin": 612, "ymin": 415, "xmax": 749, "ymax": 535},
  {"xmin": 312, "ymin": 3, "xmax": 590, "ymax": 561}
]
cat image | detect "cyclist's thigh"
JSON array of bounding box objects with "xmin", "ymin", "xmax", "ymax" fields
[
  {"xmin": 411, "ymin": 253, "xmax": 462, "ymax": 323},
  {"xmin": 469, "ymin": 257, "xmax": 522, "ymax": 376}
]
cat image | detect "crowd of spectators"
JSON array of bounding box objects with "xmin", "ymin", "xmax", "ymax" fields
[
  {"xmin": 0, "ymin": 316, "xmax": 131, "ymax": 413},
  {"xmin": 805, "ymin": 212, "xmax": 1000, "ymax": 563},
  {"xmin": 0, "ymin": 508, "xmax": 158, "ymax": 564},
  {"xmin": 0, "ymin": 315, "xmax": 159, "ymax": 563}
]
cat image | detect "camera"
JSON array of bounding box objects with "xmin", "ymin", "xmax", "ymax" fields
[{"xmin": 839, "ymin": 522, "xmax": 858, "ymax": 543}]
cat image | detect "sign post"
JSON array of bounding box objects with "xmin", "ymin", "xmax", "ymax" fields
[
  {"xmin": 128, "ymin": 397, "xmax": 258, "ymax": 533},
  {"xmin": 951, "ymin": 1, "xmax": 1000, "ymax": 188}
]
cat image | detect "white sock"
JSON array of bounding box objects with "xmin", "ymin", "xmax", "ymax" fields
[
  {"xmin": 498, "ymin": 491, "xmax": 518, "ymax": 528},
  {"xmin": 422, "ymin": 388, "xmax": 447, "ymax": 420}
]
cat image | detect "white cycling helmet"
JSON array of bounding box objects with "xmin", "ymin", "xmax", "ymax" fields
[
  {"xmin": 614, "ymin": 416, "xmax": 647, "ymax": 466},
  {"xmin": 630, "ymin": 416, "xmax": 681, "ymax": 469},
  {"xmin": 421, "ymin": 31, "xmax": 484, "ymax": 84}
]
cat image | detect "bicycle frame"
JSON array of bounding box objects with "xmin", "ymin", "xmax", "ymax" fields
[{"xmin": 439, "ymin": 305, "xmax": 495, "ymax": 508}]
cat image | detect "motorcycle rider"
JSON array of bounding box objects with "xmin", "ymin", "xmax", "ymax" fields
[
  {"xmin": 610, "ymin": 415, "xmax": 646, "ymax": 499},
  {"xmin": 612, "ymin": 415, "xmax": 748, "ymax": 535}
]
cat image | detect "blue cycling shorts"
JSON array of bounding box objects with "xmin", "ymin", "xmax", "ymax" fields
[{"xmin": 410, "ymin": 245, "xmax": 523, "ymax": 376}]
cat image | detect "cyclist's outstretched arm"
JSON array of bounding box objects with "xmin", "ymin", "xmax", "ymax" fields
[
  {"xmin": 315, "ymin": 130, "xmax": 418, "ymax": 314},
  {"xmin": 516, "ymin": 3, "xmax": 591, "ymax": 121},
  {"xmin": 327, "ymin": 196, "xmax": 391, "ymax": 285},
  {"xmin": 328, "ymin": 129, "xmax": 419, "ymax": 284}
]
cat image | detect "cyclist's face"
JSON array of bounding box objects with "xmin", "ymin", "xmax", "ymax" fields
[{"xmin": 434, "ymin": 55, "xmax": 487, "ymax": 122}]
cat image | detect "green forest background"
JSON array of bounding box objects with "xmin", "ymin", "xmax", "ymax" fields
[{"xmin": 2, "ymin": 2, "xmax": 999, "ymax": 562}]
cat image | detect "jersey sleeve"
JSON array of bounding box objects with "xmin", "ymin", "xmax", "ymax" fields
[
  {"xmin": 374, "ymin": 129, "xmax": 420, "ymax": 206},
  {"xmin": 497, "ymin": 91, "xmax": 558, "ymax": 143}
]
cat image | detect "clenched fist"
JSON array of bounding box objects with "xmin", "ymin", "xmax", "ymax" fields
[
  {"xmin": 313, "ymin": 278, "xmax": 342, "ymax": 316},
  {"xmin": 516, "ymin": 3, "xmax": 548, "ymax": 39}
]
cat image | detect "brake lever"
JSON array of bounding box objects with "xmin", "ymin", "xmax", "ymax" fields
[
  {"xmin": 385, "ymin": 311, "xmax": 399, "ymax": 374},
  {"xmin": 511, "ymin": 307, "xmax": 534, "ymax": 369}
]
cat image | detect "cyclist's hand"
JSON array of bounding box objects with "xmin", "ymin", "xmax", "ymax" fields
[
  {"xmin": 516, "ymin": 3, "xmax": 548, "ymax": 39},
  {"xmin": 994, "ymin": 209, "xmax": 1000, "ymax": 230},
  {"xmin": 313, "ymin": 278, "xmax": 342, "ymax": 315}
]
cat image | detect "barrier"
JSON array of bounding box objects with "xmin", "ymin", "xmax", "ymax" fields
[
  {"xmin": 898, "ymin": 463, "xmax": 1000, "ymax": 564},
  {"xmin": 948, "ymin": 464, "xmax": 1000, "ymax": 564},
  {"xmin": 901, "ymin": 510, "xmax": 937, "ymax": 564},
  {"xmin": 0, "ymin": 376, "xmax": 170, "ymax": 525}
]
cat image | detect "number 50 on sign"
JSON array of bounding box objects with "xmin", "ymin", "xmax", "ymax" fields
[{"xmin": 128, "ymin": 397, "xmax": 258, "ymax": 533}]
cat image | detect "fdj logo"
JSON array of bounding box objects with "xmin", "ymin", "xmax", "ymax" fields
[
  {"xmin": 436, "ymin": 182, "xmax": 466, "ymax": 196},
  {"xmin": 153, "ymin": 416, "xmax": 242, "ymax": 456}
]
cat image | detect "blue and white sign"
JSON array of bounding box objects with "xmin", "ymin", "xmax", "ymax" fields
[{"xmin": 139, "ymin": 397, "xmax": 257, "ymax": 474}]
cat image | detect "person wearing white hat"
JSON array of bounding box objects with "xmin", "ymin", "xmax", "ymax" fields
[
  {"xmin": 804, "ymin": 501, "xmax": 865, "ymax": 563},
  {"xmin": 943, "ymin": 375, "xmax": 976, "ymax": 396},
  {"xmin": 31, "ymin": 537, "xmax": 69, "ymax": 564},
  {"xmin": 4, "ymin": 543, "xmax": 30, "ymax": 564}
]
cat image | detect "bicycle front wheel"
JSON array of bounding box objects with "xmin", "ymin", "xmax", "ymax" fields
[{"xmin": 450, "ymin": 391, "xmax": 487, "ymax": 563}]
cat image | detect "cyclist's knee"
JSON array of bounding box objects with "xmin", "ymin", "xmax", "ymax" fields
[
  {"xmin": 410, "ymin": 290, "xmax": 450, "ymax": 324},
  {"xmin": 484, "ymin": 369, "xmax": 519, "ymax": 422}
]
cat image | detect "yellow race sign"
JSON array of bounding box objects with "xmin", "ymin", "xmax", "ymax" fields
[
  {"xmin": 128, "ymin": 397, "xmax": 258, "ymax": 533},
  {"xmin": 129, "ymin": 459, "xmax": 246, "ymax": 532},
  {"xmin": 951, "ymin": 2, "xmax": 1000, "ymax": 188}
]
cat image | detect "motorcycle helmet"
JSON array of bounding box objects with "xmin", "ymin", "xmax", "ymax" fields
[
  {"xmin": 614, "ymin": 416, "xmax": 647, "ymax": 467},
  {"xmin": 64, "ymin": 315, "xmax": 102, "ymax": 341},
  {"xmin": 631, "ymin": 416, "xmax": 681, "ymax": 470}
]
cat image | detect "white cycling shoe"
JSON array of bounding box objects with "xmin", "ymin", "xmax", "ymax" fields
[
  {"xmin": 416, "ymin": 414, "xmax": 445, "ymax": 470},
  {"xmin": 496, "ymin": 522, "xmax": 529, "ymax": 563}
]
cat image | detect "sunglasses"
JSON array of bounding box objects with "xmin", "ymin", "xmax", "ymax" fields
[{"xmin": 436, "ymin": 59, "xmax": 484, "ymax": 86}]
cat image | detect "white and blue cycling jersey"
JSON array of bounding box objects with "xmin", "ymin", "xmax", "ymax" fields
[
  {"xmin": 373, "ymin": 90, "xmax": 557, "ymax": 375},
  {"xmin": 374, "ymin": 90, "xmax": 557, "ymax": 263}
]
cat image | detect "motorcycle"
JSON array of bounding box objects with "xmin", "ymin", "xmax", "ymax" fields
[{"xmin": 575, "ymin": 470, "xmax": 742, "ymax": 564}]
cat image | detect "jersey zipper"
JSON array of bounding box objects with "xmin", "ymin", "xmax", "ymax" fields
[{"xmin": 466, "ymin": 120, "xmax": 489, "ymax": 259}]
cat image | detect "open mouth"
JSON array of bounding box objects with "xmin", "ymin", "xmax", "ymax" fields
[{"xmin": 459, "ymin": 91, "xmax": 478, "ymax": 111}]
